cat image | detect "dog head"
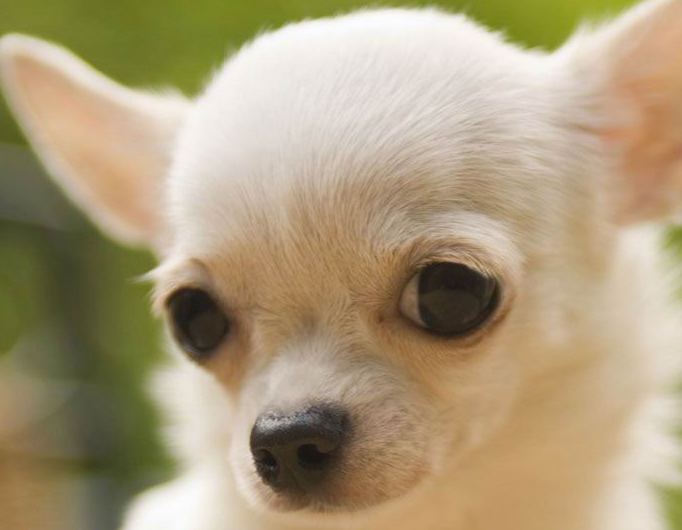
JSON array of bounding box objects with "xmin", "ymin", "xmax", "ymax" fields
[{"xmin": 2, "ymin": 0, "xmax": 682, "ymax": 522}]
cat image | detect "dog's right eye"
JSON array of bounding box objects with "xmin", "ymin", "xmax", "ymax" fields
[{"xmin": 166, "ymin": 288, "xmax": 230, "ymax": 359}]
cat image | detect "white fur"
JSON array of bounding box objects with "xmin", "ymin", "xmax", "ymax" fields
[{"xmin": 1, "ymin": 1, "xmax": 682, "ymax": 529}]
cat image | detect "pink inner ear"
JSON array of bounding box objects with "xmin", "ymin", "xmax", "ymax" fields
[
  {"xmin": 597, "ymin": 6, "xmax": 682, "ymax": 224},
  {"xmin": 608, "ymin": 90, "xmax": 682, "ymax": 223},
  {"xmin": 2, "ymin": 42, "xmax": 188, "ymax": 246},
  {"xmin": 16, "ymin": 55, "xmax": 164, "ymax": 237}
]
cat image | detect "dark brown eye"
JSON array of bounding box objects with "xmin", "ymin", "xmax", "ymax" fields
[
  {"xmin": 400, "ymin": 262, "xmax": 500, "ymax": 337},
  {"xmin": 166, "ymin": 288, "xmax": 230, "ymax": 359}
]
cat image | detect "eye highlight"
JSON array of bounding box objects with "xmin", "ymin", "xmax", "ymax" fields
[
  {"xmin": 166, "ymin": 288, "xmax": 230, "ymax": 359},
  {"xmin": 400, "ymin": 262, "xmax": 500, "ymax": 337}
]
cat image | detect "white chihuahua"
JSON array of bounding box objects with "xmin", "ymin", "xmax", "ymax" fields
[{"xmin": 2, "ymin": 1, "xmax": 682, "ymax": 529}]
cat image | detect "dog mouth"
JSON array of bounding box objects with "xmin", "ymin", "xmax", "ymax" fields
[{"xmin": 261, "ymin": 488, "xmax": 387, "ymax": 515}]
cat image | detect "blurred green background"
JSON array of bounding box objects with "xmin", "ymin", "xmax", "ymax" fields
[{"xmin": 0, "ymin": 0, "xmax": 680, "ymax": 529}]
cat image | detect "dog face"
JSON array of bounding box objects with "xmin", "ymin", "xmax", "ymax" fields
[{"xmin": 2, "ymin": 0, "xmax": 682, "ymax": 522}]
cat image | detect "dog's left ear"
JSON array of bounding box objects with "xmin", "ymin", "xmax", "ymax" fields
[
  {"xmin": 563, "ymin": 0, "xmax": 682, "ymax": 224},
  {"xmin": 0, "ymin": 35, "xmax": 189, "ymax": 247}
]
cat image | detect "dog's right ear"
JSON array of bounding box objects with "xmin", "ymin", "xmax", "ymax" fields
[{"xmin": 0, "ymin": 35, "xmax": 189, "ymax": 247}]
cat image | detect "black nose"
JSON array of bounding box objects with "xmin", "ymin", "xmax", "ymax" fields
[{"xmin": 250, "ymin": 404, "xmax": 350, "ymax": 493}]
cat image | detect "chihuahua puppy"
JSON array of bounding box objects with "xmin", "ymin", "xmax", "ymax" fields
[{"xmin": 2, "ymin": 1, "xmax": 682, "ymax": 529}]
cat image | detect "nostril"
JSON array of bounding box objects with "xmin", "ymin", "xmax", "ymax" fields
[
  {"xmin": 297, "ymin": 443, "xmax": 333, "ymax": 469},
  {"xmin": 254, "ymin": 449, "xmax": 279, "ymax": 481},
  {"xmin": 255, "ymin": 449, "xmax": 278, "ymax": 469}
]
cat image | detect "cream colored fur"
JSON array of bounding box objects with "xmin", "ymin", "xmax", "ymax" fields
[{"xmin": 1, "ymin": 1, "xmax": 682, "ymax": 529}]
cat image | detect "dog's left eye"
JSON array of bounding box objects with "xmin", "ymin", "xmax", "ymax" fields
[
  {"xmin": 166, "ymin": 288, "xmax": 230, "ymax": 359},
  {"xmin": 399, "ymin": 262, "xmax": 500, "ymax": 337}
]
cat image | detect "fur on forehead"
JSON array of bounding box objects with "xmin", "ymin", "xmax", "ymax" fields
[{"xmin": 165, "ymin": 8, "xmax": 589, "ymax": 258}]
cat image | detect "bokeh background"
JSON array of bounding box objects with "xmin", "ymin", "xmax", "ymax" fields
[{"xmin": 0, "ymin": 0, "xmax": 681, "ymax": 529}]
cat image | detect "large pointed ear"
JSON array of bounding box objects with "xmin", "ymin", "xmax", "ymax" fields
[
  {"xmin": 0, "ymin": 34, "xmax": 189, "ymax": 246},
  {"xmin": 562, "ymin": 0, "xmax": 682, "ymax": 224}
]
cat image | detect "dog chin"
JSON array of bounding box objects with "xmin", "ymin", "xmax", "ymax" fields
[{"xmin": 240, "ymin": 470, "xmax": 428, "ymax": 524}]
